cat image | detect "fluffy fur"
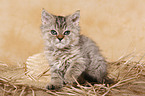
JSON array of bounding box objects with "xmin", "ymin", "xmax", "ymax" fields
[{"xmin": 41, "ymin": 9, "xmax": 107, "ymax": 90}]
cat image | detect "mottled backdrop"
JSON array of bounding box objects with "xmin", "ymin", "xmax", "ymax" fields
[{"xmin": 0, "ymin": 0, "xmax": 145, "ymax": 66}]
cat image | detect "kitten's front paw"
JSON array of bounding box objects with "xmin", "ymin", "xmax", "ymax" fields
[
  {"xmin": 64, "ymin": 74, "xmax": 76, "ymax": 84},
  {"xmin": 46, "ymin": 83, "xmax": 63, "ymax": 90}
]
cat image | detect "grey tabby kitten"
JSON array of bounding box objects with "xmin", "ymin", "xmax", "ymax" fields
[{"xmin": 41, "ymin": 9, "xmax": 107, "ymax": 90}]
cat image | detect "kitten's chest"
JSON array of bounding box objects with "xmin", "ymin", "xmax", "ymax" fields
[
  {"xmin": 53, "ymin": 51, "xmax": 71, "ymax": 69},
  {"xmin": 45, "ymin": 48, "xmax": 80, "ymax": 70}
]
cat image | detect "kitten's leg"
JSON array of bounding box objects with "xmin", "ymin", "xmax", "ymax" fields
[
  {"xmin": 47, "ymin": 69, "xmax": 63, "ymax": 90},
  {"xmin": 87, "ymin": 56, "xmax": 107, "ymax": 83},
  {"xmin": 64, "ymin": 59, "xmax": 86, "ymax": 84}
]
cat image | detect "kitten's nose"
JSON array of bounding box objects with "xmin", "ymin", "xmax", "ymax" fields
[
  {"xmin": 58, "ymin": 37, "xmax": 63, "ymax": 41},
  {"xmin": 57, "ymin": 35, "xmax": 64, "ymax": 41}
]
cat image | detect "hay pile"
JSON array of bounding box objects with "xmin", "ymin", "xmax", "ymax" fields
[{"xmin": 0, "ymin": 52, "xmax": 145, "ymax": 96}]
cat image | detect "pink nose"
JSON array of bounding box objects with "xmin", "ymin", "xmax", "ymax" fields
[
  {"xmin": 57, "ymin": 35, "xmax": 64, "ymax": 41},
  {"xmin": 58, "ymin": 38, "xmax": 63, "ymax": 41}
]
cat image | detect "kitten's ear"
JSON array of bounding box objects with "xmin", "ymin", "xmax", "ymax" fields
[
  {"xmin": 68, "ymin": 10, "xmax": 80, "ymax": 26},
  {"xmin": 41, "ymin": 9, "xmax": 54, "ymax": 25}
]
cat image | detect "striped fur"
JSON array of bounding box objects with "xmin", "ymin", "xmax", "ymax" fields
[
  {"xmin": 55, "ymin": 16, "xmax": 67, "ymax": 29},
  {"xmin": 41, "ymin": 9, "xmax": 107, "ymax": 90}
]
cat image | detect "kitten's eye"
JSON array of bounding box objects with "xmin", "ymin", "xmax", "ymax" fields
[
  {"xmin": 64, "ymin": 30, "xmax": 70, "ymax": 35},
  {"xmin": 51, "ymin": 30, "xmax": 57, "ymax": 35}
]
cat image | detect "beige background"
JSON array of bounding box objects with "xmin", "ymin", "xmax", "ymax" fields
[{"xmin": 0, "ymin": 0, "xmax": 145, "ymax": 66}]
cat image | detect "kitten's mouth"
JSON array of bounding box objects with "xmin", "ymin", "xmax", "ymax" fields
[
  {"xmin": 59, "ymin": 41, "xmax": 62, "ymax": 43},
  {"xmin": 55, "ymin": 42, "xmax": 66, "ymax": 48},
  {"xmin": 57, "ymin": 41, "xmax": 63, "ymax": 44}
]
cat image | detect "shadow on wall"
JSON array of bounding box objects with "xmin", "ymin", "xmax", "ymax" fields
[{"xmin": 0, "ymin": 0, "xmax": 145, "ymax": 66}]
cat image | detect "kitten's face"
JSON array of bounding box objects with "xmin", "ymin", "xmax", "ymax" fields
[{"xmin": 41, "ymin": 9, "xmax": 80, "ymax": 49}]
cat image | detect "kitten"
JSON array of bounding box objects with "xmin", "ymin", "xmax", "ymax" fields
[{"xmin": 41, "ymin": 9, "xmax": 107, "ymax": 90}]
